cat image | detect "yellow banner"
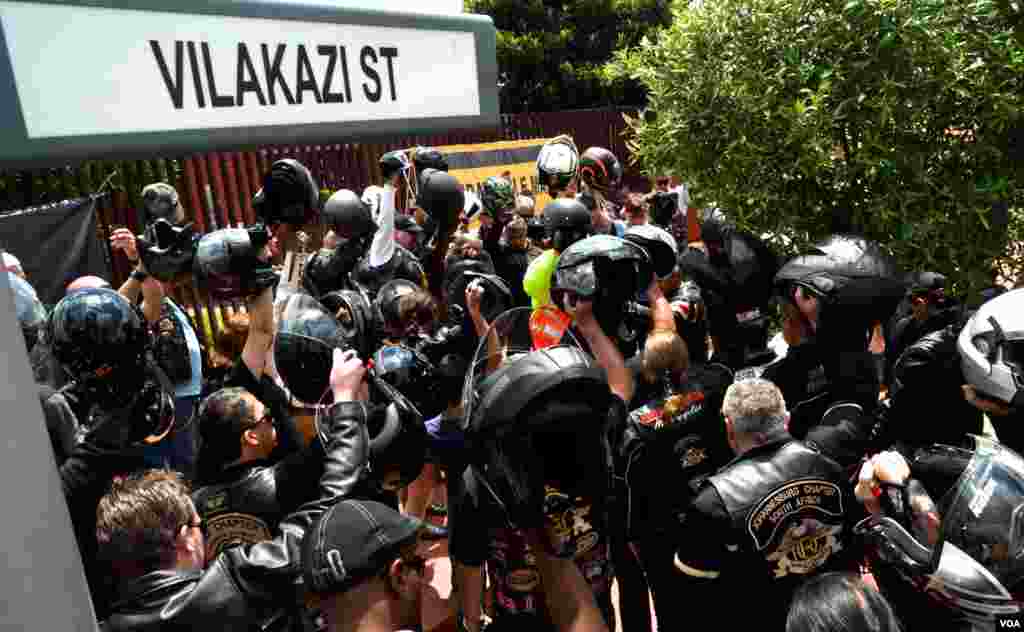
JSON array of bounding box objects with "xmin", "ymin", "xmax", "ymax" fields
[{"xmin": 409, "ymin": 138, "xmax": 557, "ymax": 230}]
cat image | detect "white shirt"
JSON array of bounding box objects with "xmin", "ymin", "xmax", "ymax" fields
[
  {"xmin": 368, "ymin": 184, "xmax": 397, "ymax": 268},
  {"xmin": 671, "ymin": 184, "xmax": 690, "ymax": 212}
]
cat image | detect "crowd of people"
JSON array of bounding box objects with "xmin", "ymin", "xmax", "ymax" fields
[{"xmin": 9, "ymin": 134, "xmax": 1024, "ymax": 632}]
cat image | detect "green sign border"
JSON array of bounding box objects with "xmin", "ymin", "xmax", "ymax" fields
[{"xmin": 0, "ymin": 0, "xmax": 499, "ymax": 167}]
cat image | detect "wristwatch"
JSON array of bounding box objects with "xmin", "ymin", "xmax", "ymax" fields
[{"xmin": 131, "ymin": 269, "xmax": 149, "ymax": 282}]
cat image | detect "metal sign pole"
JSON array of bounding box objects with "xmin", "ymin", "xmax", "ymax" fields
[{"xmin": 0, "ymin": 269, "xmax": 98, "ymax": 632}]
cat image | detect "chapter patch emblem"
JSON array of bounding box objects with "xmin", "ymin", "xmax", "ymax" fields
[
  {"xmin": 746, "ymin": 479, "xmax": 846, "ymax": 578},
  {"xmin": 766, "ymin": 519, "xmax": 843, "ymax": 578},
  {"xmin": 205, "ymin": 512, "xmax": 272, "ymax": 558}
]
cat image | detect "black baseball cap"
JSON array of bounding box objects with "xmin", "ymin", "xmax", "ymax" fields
[{"xmin": 302, "ymin": 500, "xmax": 438, "ymax": 594}]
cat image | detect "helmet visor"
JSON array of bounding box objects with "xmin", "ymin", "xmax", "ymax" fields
[
  {"xmin": 461, "ymin": 306, "xmax": 585, "ymax": 432},
  {"xmin": 552, "ymin": 260, "xmax": 598, "ymax": 298},
  {"xmin": 937, "ymin": 435, "xmax": 1024, "ymax": 591}
]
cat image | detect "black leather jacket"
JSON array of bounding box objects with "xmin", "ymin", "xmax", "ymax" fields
[
  {"xmin": 887, "ymin": 325, "xmax": 983, "ymax": 453},
  {"xmin": 53, "ymin": 386, "xmax": 151, "ymax": 622},
  {"xmin": 38, "ymin": 385, "xmax": 78, "ymax": 466},
  {"xmin": 192, "ymin": 440, "xmax": 323, "ymax": 559},
  {"xmin": 762, "ymin": 342, "xmax": 877, "ymax": 468},
  {"xmin": 100, "ymin": 400, "xmax": 372, "ymax": 632}
]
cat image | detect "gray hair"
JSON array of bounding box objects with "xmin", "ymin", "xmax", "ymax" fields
[{"xmin": 722, "ymin": 378, "xmax": 788, "ymax": 436}]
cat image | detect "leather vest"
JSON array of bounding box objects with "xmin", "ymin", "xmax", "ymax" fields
[
  {"xmin": 620, "ymin": 363, "xmax": 733, "ymax": 540},
  {"xmin": 708, "ymin": 439, "xmax": 854, "ymax": 585}
]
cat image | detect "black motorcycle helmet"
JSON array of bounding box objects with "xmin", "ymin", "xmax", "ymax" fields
[
  {"xmin": 450, "ymin": 272, "xmax": 513, "ymax": 324},
  {"xmin": 274, "ymin": 291, "xmax": 348, "ymax": 406},
  {"xmin": 300, "ymin": 247, "xmax": 356, "ymax": 301},
  {"xmin": 624, "ymin": 224, "xmax": 678, "ymax": 280},
  {"xmin": 412, "ymin": 146, "xmax": 448, "ymax": 174},
  {"xmin": 463, "ymin": 340, "xmax": 615, "ymax": 521},
  {"xmin": 253, "ymin": 159, "xmax": 320, "ymax": 227},
  {"xmin": 307, "ymin": 362, "xmax": 427, "ymax": 491},
  {"xmin": 322, "ymin": 189, "xmax": 377, "ymax": 239},
  {"xmin": 543, "ymin": 197, "xmax": 592, "ymax": 252},
  {"xmin": 48, "ymin": 287, "xmax": 150, "ymax": 404},
  {"xmin": 553, "ymin": 235, "xmax": 652, "ymax": 344},
  {"xmin": 193, "ymin": 227, "xmax": 278, "ymax": 300},
  {"xmin": 363, "ymin": 363, "xmax": 428, "ymax": 491},
  {"xmin": 552, "ymin": 234, "xmax": 653, "ymax": 307},
  {"xmin": 320, "ymin": 289, "xmax": 375, "ymax": 359},
  {"xmin": 775, "ymin": 234, "xmax": 906, "ymax": 347},
  {"xmin": 527, "ymin": 216, "xmax": 547, "ymax": 243},
  {"xmin": 135, "ymin": 219, "xmax": 197, "ymax": 283},
  {"xmin": 416, "ymin": 170, "xmax": 464, "ymax": 232},
  {"xmin": 857, "ymin": 436, "xmax": 1024, "ymax": 628},
  {"xmin": 366, "ymin": 398, "xmax": 427, "ymax": 491},
  {"xmin": 372, "ymin": 344, "xmax": 442, "ymax": 419}
]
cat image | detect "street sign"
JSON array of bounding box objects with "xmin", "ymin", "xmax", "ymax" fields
[{"xmin": 0, "ymin": 0, "xmax": 498, "ymax": 166}]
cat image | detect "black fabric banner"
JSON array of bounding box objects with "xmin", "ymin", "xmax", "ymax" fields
[{"xmin": 0, "ymin": 195, "xmax": 111, "ymax": 307}]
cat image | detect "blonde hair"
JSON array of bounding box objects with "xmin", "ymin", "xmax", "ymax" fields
[
  {"xmin": 641, "ymin": 329, "xmax": 688, "ymax": 383},
  {"xmin": 209, "ymin": 312, "xmax": 250, "ymax": 369}
]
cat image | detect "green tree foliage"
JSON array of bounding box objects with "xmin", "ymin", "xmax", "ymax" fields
[
  {"xmin": 608, "ymin": 0, "xmax": 1024, "ymax": 295},
  {"xmin": 466, "ymin": 0, "xmax": 672, "ymax": 112}
]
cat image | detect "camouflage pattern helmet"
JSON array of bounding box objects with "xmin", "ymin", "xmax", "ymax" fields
[{"xmin": 480, "ymin": 176, "xmax": 516, "ymax": 217}]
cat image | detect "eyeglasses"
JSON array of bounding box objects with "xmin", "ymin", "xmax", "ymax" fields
[
  {"xmin": 185, "ymin": 516, "xmax": 208, "ymax": 538},
  {"xmin": 244, "ymin": 411, "xmax": 273, "ymax": 432}
]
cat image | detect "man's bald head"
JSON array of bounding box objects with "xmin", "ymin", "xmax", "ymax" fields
[{"xmin": 67, "ymin": 275, "xmax": 112, "ymax": 294}]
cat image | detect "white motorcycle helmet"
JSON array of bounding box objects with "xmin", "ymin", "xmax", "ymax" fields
[
  {"xmin": 958, "ymin": 288, "xmax": 1024, "ymax": 409},
  {"xmin": 536, "ymin": 135, "xmax": 580, "ymax": 195}
]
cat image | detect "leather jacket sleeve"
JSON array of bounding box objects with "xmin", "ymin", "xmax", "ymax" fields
[
  {"xmin": 39, "ymin": 387, "xmax": 78, "ymax": 466},
  {"xmin": 802, "ymin": 351, "xmax": 880, "ymax": 468},
  {"xmin": 271, "ymin": 434, "xmax": 326, "ymax": 509},
  {"xmin": 886, "ymin": 325, "xmax": 982, "ymax": 451},
  {"xmin": 890, "ymin": 326, "xmax": 957, "ymax": 397},
  {"xmin": 804, "ymin": 402, "xmax": 873, "ymax": 470},
  {"xmin": 216, "ymin": 400, "xmax": 370, "ymax": 600}
]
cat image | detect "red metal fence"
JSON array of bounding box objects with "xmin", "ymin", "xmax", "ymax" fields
[{"xmin": 0, "ymin": 108, "xmax": 642, "ymax": 350}]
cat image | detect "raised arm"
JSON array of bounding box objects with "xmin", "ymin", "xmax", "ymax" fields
[{"xmin": 575, "ymin": 300, "xmax": 634, "ymax": 404}]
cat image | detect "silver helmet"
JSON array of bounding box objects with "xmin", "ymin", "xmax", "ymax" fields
[
  {"xmin": 958, "ymin": 288, "xmax": 1024, "ymax": 409},
  {"xmin": 858, "ymin": 436, "xmax": 1024, "ymax": 625}
]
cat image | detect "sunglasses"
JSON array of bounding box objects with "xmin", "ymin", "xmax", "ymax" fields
[{"xmin": 244, "ymin": 410, "xmax": 273, "ymax": 432}]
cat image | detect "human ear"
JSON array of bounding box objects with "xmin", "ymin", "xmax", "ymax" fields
[{"xmin": 242, "ymin": 429, "xmax": 260, "ymax": 447}]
